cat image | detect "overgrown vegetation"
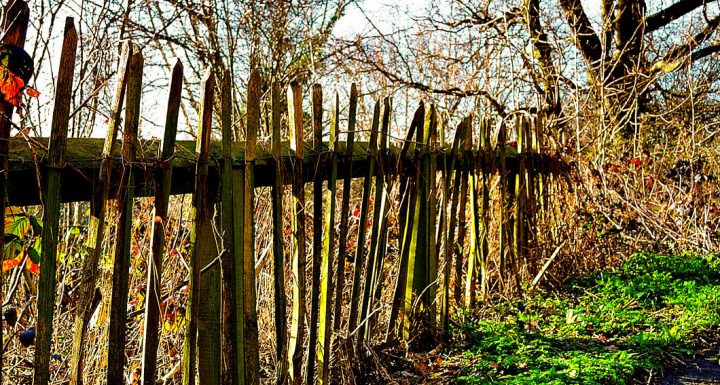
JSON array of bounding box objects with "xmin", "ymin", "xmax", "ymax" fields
[{"xmin": 450, "ymin": 252, "xmax": 720, "ymax": 384}]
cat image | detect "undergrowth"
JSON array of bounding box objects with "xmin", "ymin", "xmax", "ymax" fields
[{"xmin": 450, "ymin": 251, "xmax": 720, "ymax": 384}]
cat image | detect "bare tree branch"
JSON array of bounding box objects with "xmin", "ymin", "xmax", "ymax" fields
[{"xmin": 645, "ymin": 0, "xmax": 709, "ymax": 33}]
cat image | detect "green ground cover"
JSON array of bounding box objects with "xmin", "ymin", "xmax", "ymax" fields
[{"xmin": 451, "ymin": 252, "xmax": 720, "ymax": 384}]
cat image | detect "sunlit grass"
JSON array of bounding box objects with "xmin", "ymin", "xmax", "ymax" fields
[{"xmin": 452, "ymin": 252, "xmax": 720, "ymax": 384}]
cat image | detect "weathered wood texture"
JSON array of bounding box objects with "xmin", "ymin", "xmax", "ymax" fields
[
  {"xmin": 33, "ymin": 17, "xmax": 76, "ymax": 385},
  {"xmin": 141, "ymin": 58, "xmax": 182, "ymax": 385},
  {"xmin": 2, "ymin": 139, "xmax": 548, "ymax": 207}
]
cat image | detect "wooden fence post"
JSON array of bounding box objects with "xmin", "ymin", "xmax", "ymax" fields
[
  {"xmin": 33, "ymin": 17, "xmax": 76, "ymax": 385},
  {"xmin": 243, "ymin": 67, "xmax": 261, "ymax": 385},
  {"xmin": 402, "ymin": 102, "xmax": 427, "ymax": 339},
  {"xmin": 479, "ymin": 118, "xmax": 491, "ymax": 300},
  {"xmin": 453, "ymin": 117, "xmax": 470, "ymax": 305},
  {"xmin": 182, "ymin": 68, "xmax": 217, "ymax": 385},
  {"xmin": 513, "ymin": 117, "xmax": 527, "ymax": 290},
  {"xmin": 387, "ymin": 104, "xmax": 421, "ymax": 341},
  {"xmin": 348, "ymin": 100, "xmax": 379, "ymax": 335},
  {"xmin": 306, "ymin": 84, "xmax": 324, "ymax": 384},
  {"xmin": 69, "ymin": 42, "xmax": 131, "ymax": 385},
  {"xmin": 141, "ymin": 59, "xmax": 182, "ymax": 385},
  {"xmin": 270, "ymin": 78, "xmax": 287, "ymax": 385},
  {"xmin": 441, "ymin": 120, "xmax": 466, "ymax": 333},
  {"xmin": 333, "ymin": 84, "xmax": 357, "ymax": 334},
  {"xmin": 366, "ymin": 97, "xmax": 392, "ymax": 334},
  {"xmin": 357, "ymin": 101, "xmax": 382, "ymax": 345},
  {"xmin": 107, "ymin": 44, "xmax": 143, "ymax": 385},
  {"xmin": 426, "ymin": 106, "xmax": 439, "ymax": 323},
  {"xmin": 466, "ymin": 115, "xmax": 480, "ymax": 307},
  {"xmin": 496, "ymin": 120, "xmax": 509, "ymax": 287},
  {"xmin": 317, "ymin": 92, "xmax": 339, "ymax": 385},
  {"xmin": 287, "ymin": 81, "xmax": 306, "ymax": 385},
  {"xmin": 219, "ymin": 68, "xmax": 239, "ymax": 385}
]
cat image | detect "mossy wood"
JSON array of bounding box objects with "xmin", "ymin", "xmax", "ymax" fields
[
  {"xmin": 141, "ymin": 59, "xmax": 182, "ymax": 385},
  {"xmin": 4, "ymin": 138, "xmax": 536, "ymax": 207},
  {"xmin": 69, "ymin": 42, "xmax": 131, "ymax": 385},
  {"xmin": 357, "ymin": 101, "xmax": 382, "ymax": 346},
  {"xmin": 306, "ymin": 84, "xmax": 324, "ymax": 384},
  {"xmin": 270, "ymin": 79, "xmax": 287, "ymax": 385},
  {"xmin": 333, "ymin": 83, "xmax": 358, "ymax": 334},
  {"xmin": 182, "ymin": 68, "xmax": 217, "ymax": 385},
  {"xmin": 219, "ymin": 69, "xmax": 240, "ymax": 385},
  {"xmin": 243, "ymin": 68, "xmax": 261, "ymax": 385},
  {"xmin": 317, "ymin": 92, "xmax": 339, "ymax": 385},
  {"xmin": 33, "ymin": 17, "xmax": 76, "ymax": 385},
  {"xmin": 287, "ymin": 81, "xmax": 306, "ymax": 385},
  {"xmin": 107, "ymin": 46, "xmax": 143, "ymax": 385},
  {"xmin": 348, "ymin": 101, "xmax": 379, "ymax": 336}
]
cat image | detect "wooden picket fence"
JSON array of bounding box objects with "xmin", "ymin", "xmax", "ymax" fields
[{"xmin": 0, "ymin": 5, "xmax": 567, "ymax": 385}]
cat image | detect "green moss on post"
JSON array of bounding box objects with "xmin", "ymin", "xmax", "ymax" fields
[
  {"xmin": 34, "ymin": 17, "xmax": 76, "ymax": 385},
  {"xmin": 357, "ymin": 101, "xmax": 382, "ymax": 346},
  {"xmin": 306, "ymin": 84, "xmax": 324, "ymax": 384},
  {"xmin": 333, "ymin": 84, "xmax": 357, "ymax": 334},
  {"xmin": 287, "ymin": 81, "xmax": 306, "ymax": 385},
  {"xmin": 317, "ymin": 92, "xmax": 339, "ymax": 385}
]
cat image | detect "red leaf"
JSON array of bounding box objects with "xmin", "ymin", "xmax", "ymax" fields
[
  {"xmin": 24, "ymin": 87, "xmax": 39, "ymax": 98},
  {"xmin": 2, "ymin": 253, "xmax": 23, "ymax": 272},
  {"xmin": 26, "ymin": 258, "xmax": 40, "ymax": 276}
]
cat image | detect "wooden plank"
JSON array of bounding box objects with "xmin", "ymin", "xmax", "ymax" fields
[
  {"xmin": 451, "ymin": 119, "xmax": 469, "ymax": 305},
  {"xmin": 440, "ymin": 120, "xmax": 466, "ymax": 334},
  {"xmin": 306, "ymin": 84, "xmax": 323, "ymax": 384},
  {"xmin": 33, "ymin": 17, "xmax": 76, "ymax": 385},
  {"xmin": 287, "ymin": 81, "xmax": 306, "ymax": 385},
  {"xmin": 141, "ymin": 58, "xmax": 182, "ymax": 385},
  {"xmin": 183, "ymin": 68, "xmax": 217, "ymax": 385},
  {"xmin": 403, "ymin": 102, "xmax": 427, "ymax": 339},
  {"xmin": 478, "ymin": 118, "xmax": 491, "ymax": 300},
  {"xmin": 107, "ymin": 45, "xmax": 143, "ymax": 385},
  {"xmin": 243, "ymin": 67, "xmax": 261, "ymax": 385},
  {"xmin": 219, "ymin": 69, "xmax": 239, "ymax": 385},
  {"xmin": 348, "ymin": 100, "xmax": 379, "ymax": 336},
  {"xmin": 365, "ymin": 97, "xmax": 393, "ymax": 340},
  {"xmin": 465, "ymin": 115, "xmax": 479, "ymax": 308},
  {"xmin": 357, "ymin": 101, "xmax": 382, "ymax": 346},
  {"xmin": 317, "ymin": 92, "xmax": 338, "ymax": 385},
  {"xmin": 386, "ymin": 104, "xmax": 422, "ymax": 341},
  {"xmin": 333, "ymin": 83, "xmax": 357, "ymax": 333},
  {"xmin": 426, "ymin": 106, "xmax": 438, "ymax": 323},
  {"xmin": 69, "ymin": 42, "xmax": 131, "ymax": 385},
  {"xmin": 370, "ymin": 97, "xmax": 392, "ymax": 310},
  {"xmin": 0, "ymin": 2, "xmax": 28, "ymax": 380},
  {"xmin": 511, "ymin": 117, "xmax": 525, "ymax": 290},
  {"xmin": 497, "ymin": 121, "xmax": 509, "ymax": 286},
  {"xmin": 270, "ymin": 79, "xmax": 287, "ymax": 385},
  {"xmin": 232, "ymin": 166, "xmax": 246, "ymax": 385},
  {"xmin": 3, "ymin": 138, "xmax": 533, "ymax": 206}
]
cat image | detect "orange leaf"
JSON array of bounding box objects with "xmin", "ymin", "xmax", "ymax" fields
[
  {"xmin": 0, "ymin": 69, "xmax": 24, "ymax": 106},
  {"xmin": 26, "ymin": 259, "xmax": 40, "ymax": 276},
  {"xmin": 24, "ymin": 87, "xmax": 39, "ymax": 98},
  {"xmin": 2, "ymin": 253, "xmax": 23, "ymax": 272}
]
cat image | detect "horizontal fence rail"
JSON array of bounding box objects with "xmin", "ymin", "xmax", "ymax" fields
[{"xmin": 5, "ymin": 138, "xmax": 563, "ymax": 206}]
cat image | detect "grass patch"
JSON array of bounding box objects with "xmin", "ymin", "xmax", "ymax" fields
[{"xmin": 451, "ymin": 252, "xmax": 720, "ymax": 384}]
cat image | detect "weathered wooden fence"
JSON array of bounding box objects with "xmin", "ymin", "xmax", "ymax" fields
[{"xmin": 0, "ymin": 4, "xmax": 567, "ymax": 385}]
